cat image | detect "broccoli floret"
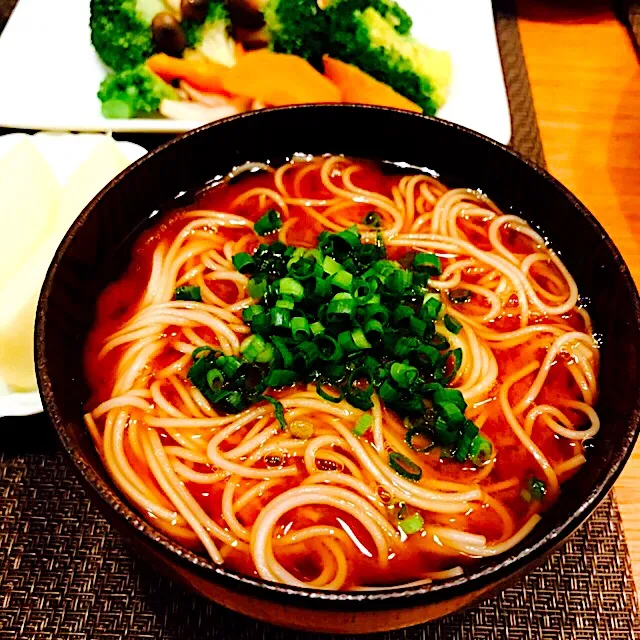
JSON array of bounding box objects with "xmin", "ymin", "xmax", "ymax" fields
[
  {"xmin": 264, "ymin": 0, "xmax": 330, "ymax": 67},
  {"xmin": 343, "ymin": 0, "xmax": 412, "ymax": 35},
  {"xmin": 182, "ymin": 1, "xmax": 237, "ymax": 67},
  {"xmin": 263, "ymin": 0, "xmax": 411, "ymax": 68},
  {"xmin": 98, "ymin": 66, "xmax": 177, "ymax": 118},
  {"xmin": 325, "ymin": 5, "xmax": 451, "ymax": 114},
  {"xmin": 90, "ymin": 0, "xmax": 166, "ymax": 71}
]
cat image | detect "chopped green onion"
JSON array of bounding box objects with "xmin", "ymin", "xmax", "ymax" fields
[
  {"xmin": 216, "ymin": 356, "xmax": 242, "ymax": 379},
  {"xmin": 248, "ymin": 274, "xmax": 268, "ymax": 299},
  {"xmin": 307, "ymin": 277, "xmax": 332, "ymax": 299},
  {"xmin": 206, "ymin": 368, "xmax": 224, "ymax": 389},
  {"xmin": 242, "ymin": 305, "xmax": 264, "ymax": 323},
  {"xmin": 385, "ymin": 269, "xmax": 412, "ymax": 293},
  {"xmin": 270, "ymin": 307, "xmax": 291, "ymax": 331},
  {"xmin": 393, "ymin": 305, "xmax": 414, "ymax": 325},
  {"xmin": 249, "ymin": 312, "xmax": 271, "ymax": 334},
  {"xmin": 316, "ymin": 381, "xmax": 344, "ymax": 403},
  {"xmin": 254, "ymin": 209, "xmax": 282, "ymax": 236},
  {"xmin": 265, "ymin": 369, "xmax": 297, "ymax": 387},
  {"xmin": 379, "ymin": 380, "xmax": 401, "ymax": 403},
  {"xmin": 444, "ymin": 314, "xmax": 463, "ymax": 334},
  {"xmin": 240, "ymin": 335, "xmax": 274, "ymax": 363},
  {"xmin": 296, "ymin": 341, "xmax": 319, "ymax": 367},
  {"xmin": 338, "ymin": 330, "xmax": 359, "ymax": 354},
  {"xmin": 433, "ymin": 387, "xmax": 467, "ymax": 412},
  {"xmin": 422, "ymin": 294, "xmax": 443, "ymax": 320},
  {"xmin": 521, "ymin": 477, "xmax": 546, "ymax": 503},
  {"xmin": 351, "ymin": 328, "xmax": 372, "ymax": 350},
  {"xmin": 262, "ymin": 395, "xmax": 287, "ymax": 430},
  {"xmin": 232, "ymin": 252, "xmax": 256, "ymax": 274},
  {"xmin": 174, "ymin": 285, "xmax": 202, "ymax": 302},
  {"xmin": 354, "ymin": 414, "xmax": 373, "ymax": 437},
  {"xmin": 363, "ymin": 211, "xmax": 382, "ymax": 228},
  {"xmin": 455, "ymin": 421, "xmax": 479, "ymax": 461},
  {"xmin": 469, "ymin": 435, "xmax": 493, "ymax": 466},
  {"xmin": 389, "ymin": 451, "xmax": 423, "ymax": 481},
  {"xmin": 363, "ymin": 319, "xmax": 384, "ymax": 343},
  {"xmin": 346, "ymin": 389, "xmax": 374, "ymax": 410},
  {"xmin": 352, "ymin": 278, "xmax": 377, "ymax": 303},
  {"xmin": 331, "ymin": 269, "xmax": 353, "ymax": 291},
  {"xmin": 322, "ymin": 255, "xmax": 343, "ymax": 275},
  {"xmin": 279, "ymin": 277, "xmax": 305, "ymax": 301},
  {"xmin": 192, "ymin": 345, "xmax": 216, "ymax": 360},
  {"xmin": 437, "ymin": 401, "xmax": 465, "ymax": 426},
  {"xmin": 398, "ymin": 512, "xmax": 424, "ymax": 535},
  {"xmin": 413, "ymin": 253, "xmax": 442, "ymax": 275},
  {"xmin": 224, "ymin": 221, "xmax": 482, "ymax": 465},
  {"xmin": 310, "ymin": 321, "xmax": 325, "ymax": 336},
  {"xmin": 327, "ymin": 294, "xmax": 355, "ymax": 322},
  {"xmin": 405, "ymin": 424, "xmax": 434, "ymax": 453},
  {"xmin": 276, "ymin": 298, "xmax": 295, "ymax": 310},
  {"xmin": 291, "ymin": 316, "xmax": 311, "ymax": 341},
  {"xmin": 314, "ymin": 334, "xmax": 343, "ymax": 361},
  {"xmin": 364, "ymin": 303, "xmax": 389, "ymax": 325},
  {"xmin": 267, "ymin": 337, "xmax": 290, "ymax": 369},
  {"xmin": 390, "ymin": 362, "xmax": 419, "ymax": 389}
]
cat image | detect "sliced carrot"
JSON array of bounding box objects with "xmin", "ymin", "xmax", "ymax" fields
[
  {"xmin": 221, "ymin": 50, "xmax": 342, "ymax": 106},
  {"xmin": 146, "ymin": 54, "xmax": 228, "ymax": 94},
  {"xmin": 322, "ymin": 55, "xmax": 422, "ymax": 113}
]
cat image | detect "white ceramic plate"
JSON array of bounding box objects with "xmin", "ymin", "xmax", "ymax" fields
[
  {"xmin": 0, "ymin": 0, "xmax": 511, "ymax": 143},
  {"xmin": 0, "ymin": 133, "xmax": 147, "ymax": 417}
]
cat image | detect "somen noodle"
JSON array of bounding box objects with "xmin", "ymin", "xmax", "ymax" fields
[{"xmin": 84, "ymin": 155, "xmax": 599, "ymax": 590}]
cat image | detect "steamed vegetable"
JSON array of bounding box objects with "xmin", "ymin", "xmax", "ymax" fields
[
  {"xmin": 98, "ymin": 65, "xmax": 178, "ymax": 118},
  {"xmin": 325, "ymin": 3, "xmax": 451, "ymax": 114},
  {"xmin": 263, "ymin": 0, "xmax": 411, "ymax": 68},
  {"xmin": 263, "ymin": 0, "xmax": 331, "ymax": 68},
  {"xmin": 182, "ymin": 0, "xmax": 237, "ymax": 67},
  {"xmin": 90, "ymin": 0, "xmax": 167, "ymax": 71},
  {"xmin": 151, "ymin": 11, "xmax": 187, "ymax": 57},
  {"xmin": 221, "ymin": 50, "xmax": 342, "ymax": 105},
  {"xmin": 322, "ymin": 55, "xmax": 422, "ymax": 112},
  {"xmin": 147, "ymin": 53, "xmax": 228, "ymax": 92}
]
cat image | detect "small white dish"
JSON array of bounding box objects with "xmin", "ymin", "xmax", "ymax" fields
[
  {"xmin": 0, "ymin": 133, "xmax": 147, "ymax": 417},
  {"xmin": 0, "ymin": 0, "xmax": 511, "ymax": 143}
]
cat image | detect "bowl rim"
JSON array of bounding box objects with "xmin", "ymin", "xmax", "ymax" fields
[{"xmin": 36, "ymin": 103, "xmax": 640, "ymax": 608}]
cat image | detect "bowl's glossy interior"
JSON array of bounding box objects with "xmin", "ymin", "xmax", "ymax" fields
[{"xmin": 36, "ymin": 105, "xmax": 640, "ymax": 619}]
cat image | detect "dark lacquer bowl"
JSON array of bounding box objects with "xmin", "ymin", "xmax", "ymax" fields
[{"xmin": 36, "ymin": 105, "xmax": 640, "ymax": 634}]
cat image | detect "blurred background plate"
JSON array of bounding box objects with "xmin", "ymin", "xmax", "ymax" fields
[
  {"xmin": 0, "ymin": 132, "xmax": 147, "ymax": 417},
  {"xmin": 0, "ymin": 0, "xmax": 511, "ymax": 142}
]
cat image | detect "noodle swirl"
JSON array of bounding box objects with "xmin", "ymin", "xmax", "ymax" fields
[{"xmin": 84, "ymin": 156, "xmax": 599, "ymax": 590}]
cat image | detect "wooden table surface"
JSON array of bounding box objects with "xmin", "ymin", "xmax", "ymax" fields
[{"xmin": 517, "ymin": 0, "xmax": 640, "ymax": 591}]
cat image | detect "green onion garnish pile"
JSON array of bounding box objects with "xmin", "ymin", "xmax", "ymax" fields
[{"xmin": 183, "ymin": 211, "xmax": 492, "ymax": 467}]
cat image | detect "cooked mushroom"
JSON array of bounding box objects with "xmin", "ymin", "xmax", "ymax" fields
[
  {"xmin": 181, "ymin": 0, "xmax": 210, "ymax": 23},
  {"xmin": 151, "ymin": 12, "xmax": 187, "ymax": 57},
  {"xmin": 227, "ymin": 0, "xmax": 267, "ymax": 29}
]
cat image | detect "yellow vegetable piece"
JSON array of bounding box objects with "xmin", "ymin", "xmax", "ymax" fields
[
  {"xmin": 0, "ymin": 138, "xmax": 61, "ymax": 287},
  {"xmin": 58, "ymin": 137, "xmax": 130, "ymax": 222},
  {"xmin": 0, "ymin": 136, "xmax": 130, "ymax": 391}
]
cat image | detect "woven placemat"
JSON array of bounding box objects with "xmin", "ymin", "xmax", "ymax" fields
[{"xmin": 1, "ymin": 1, "xmax": 639, "ymax": 638}]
